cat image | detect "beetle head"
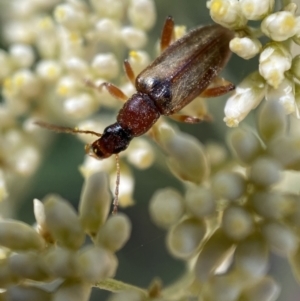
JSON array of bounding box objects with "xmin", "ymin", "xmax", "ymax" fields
[{"xmin": 85, "ymin": 122, "xmax": 132, "ymax": 159}]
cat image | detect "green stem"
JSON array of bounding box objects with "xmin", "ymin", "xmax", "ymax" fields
[{"xmin": 94, "ymin": 278, "xmax": 147, "ymax": 295}]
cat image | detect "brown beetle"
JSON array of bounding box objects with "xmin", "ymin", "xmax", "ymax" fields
[{"xmin": 36, "ymin": 17, "xmax": 234, "ymax": 213}]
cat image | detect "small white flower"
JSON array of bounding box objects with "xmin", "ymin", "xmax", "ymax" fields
[
  {"xmin": 207, "ymin": 0, "xmax": 247, "ymax": 29},
  {"xmin": 9, "ymin": 44, "xmax": 35, "ymax": 68},
  {"xmin": 56, "ymin": 76, "xmax": 79, "ymax": 97},
  {"xmin": 91, "ymin": 53, "xmax": 119, "ymax": 80},
  {"xmin": 54, "ymin": 3, "xmax": 87, "ymax": 30},
  {"xmin": 95, "ymin": 18, "xmax": 121, "ymax": 43},
  {"xmin": 224, "ymin": 71, "xmax": 266, "ymax": 127},
  {"xmin": 5, "ymin": 69, "xmax": 40, "ymax": 98},
  {"xmin": 36, "ymin": 60, "xmax": 62, "ymax": 82},
  {"xmin": 64, "ymin": 57, "xmax": 89, "ymax": 78},
  {"xmin": 128, "ymin": 50, "xmax": 150, "ymax": 75},
  {"xmin": 240, "ymin": 0, "xmax": 274, "ymax": 20},
  {"xmin": 259, "ymin": 43, "xmax": 292, "ymax": 89},
  {"xmin": 128, "ymin": 0, "xmax": 156, "ymax": 30},
  {"xmin": 120, "ymin": 26, "xmax": 147, "ymax": 49},
  {"xmin": 261, "ymin": 11, "xmax": 300, "ymax": 41},
  {"xmin": 63, "ymin": 93, "xmax": 98, "ymax": 119},
  {"xmin": 230, "ymin": 36, "xmax": 262, "ymax": 59}
]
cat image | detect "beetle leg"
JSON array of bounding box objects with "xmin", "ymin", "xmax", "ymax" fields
[
  {"xmin": 85, "ymin": 79, "xmax": 128, "ymax": 102},
  {"xmin": 124, "ymin": 59, "xmax": 135, "ymax": 86},
  {"xmin": 160, "ymin": 16, "xmax": 175, "ymax": 52},
  {"xmin": 200, "ymin": 77, "xmax": 235, "ymax": 98},
  {"xmin": 170, "ymin": 113, "xmax": 212, "ymax": 124}
]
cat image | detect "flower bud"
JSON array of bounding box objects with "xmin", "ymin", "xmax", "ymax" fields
[
  {"xmin": 222, "ymin": 206, "xmax": 254, "ymax": 240},
  {"xmin": 43, "ymin": 247, "xmax": 77, "ymax": 279},
  {"xmin": 91, "ymin": 53, "xmax": 119, "ymax": 80},
  {"xmin": 36, "ymin": 60, "xmax": 62, "ymax": 82},
  {"xmin": 228, "ymin": 128, "xmax": 263, "ymax": 164},
  {"xmin": 250, "ymin": 190, "xmax": 294, "ymax": 220},
  {"xmin": 8, "ymin": 252, "xmax": 49, "ymax": 281},
  {"xmin": 54, "ymin": 3, "xmax": 87, "ymax": 31},
  {"xmin": 249, "ymin": 156, "xmax": 282, "ymax": 187},
  {"xmin": 262, "ymin": 221, "xmax": 298, "ymax": 256},
  {"xmin": 268, "ymin": 136, "xmax": 300, "ymax": 170},
  {"xmin": 195, "ymin": 229, "xmax": 233, "ymax": 282},
  {"xmin": 167, "ymin": 217, "xmax": 206, "ymax": 259},
  {"xmin": 95, "ymin": 18, "xmax": 121, "ymax": 43},
  {"xmin": 53, "ymin": 280, "xmax": 91, "ymax": 301},
  {"xmin": 185, "ymin": 186, "xmax": 216, "ymax": 218},
  {"xmin": 0, "ymin": 220, "xmax": 44, "ymax": 251},
  {"xmin": 240, "ymin": 277, "xmax": 280, "ymax": 301},
  {"xmin": 234, "ymin": 234, "xmax": 269, "ymax": 277},
  {"xmin": 127, "ymin": 138, "xmax": 154, "ymax": 169},
  {"xmin": 120, "ymin": 27, "xmax": 147, "ymax": 49},
  {"xmin": 79, "ymin": 172, "xmax": 111, "ymax": 236},
  {"xmin": 154, "ymin": 123, "xmax": 209, "ymax": 184},
  {"xmin": 211, "ymin": 171, "xmax": 246, "ymax": 201},
  {"xmin": 9, "ymin": 43, "xmax": 35, "ymax": 68},
  {"xmin": 257, "ymin": 100, "xmax": 287, "ymax": 143},
  {"xmin": 149, "ymin": 188, "xmax": 185, "ymax": 229},
  {"xmin": 202, "ymin": 270, "xmax": 245, "ymax": 301},
  {"xmin": 44, "ymin": 195, "xmax": 85, "ymax": 249},
  {"xmin": 128, "ymin": 0, "xmax": 156, "ymax": 30},
  {"xmin": 75, "ymin": 246, "xmax": 117, "ymax": 283},
  {"xmin": 95, "ymin": 213, "xmax": 131, "ymax": 252}
]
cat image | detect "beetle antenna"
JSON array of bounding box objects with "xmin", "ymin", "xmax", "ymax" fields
[
  {"xmin": 35, "ymin": 121, "xmax": 102, "ymax": 137},
  {"xmin": 112, "ymin": 154, "xmax": 120, "ymax": 215}
]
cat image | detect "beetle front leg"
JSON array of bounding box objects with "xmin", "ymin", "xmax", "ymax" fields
[
  {"xmin": 85, "ymin": 79, "xmax": 128, "ymax": 102},
  {"xmin": 160, "ymin": 16, "xmax": 175, "ymax": 52},
  {"xmin": 170, "ymin": 113, "xmax": 212, "ymax": 124},
  {"xmin": 200, "ymin": 77, "xmax": 235, "ymax": 98}
]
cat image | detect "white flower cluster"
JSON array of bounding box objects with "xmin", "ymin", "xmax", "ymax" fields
[
  {"xmin": 207, "ymin": 0, "xmax": 300, "ymax": 127},
  {"xmin": 0, "ymin": 0, "xmax": 156, "ymax": 209}
]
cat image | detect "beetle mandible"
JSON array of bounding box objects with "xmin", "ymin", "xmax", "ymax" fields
[{"xmin": 36, "ymin": 17, "xmax": 235, "ymax": 213}]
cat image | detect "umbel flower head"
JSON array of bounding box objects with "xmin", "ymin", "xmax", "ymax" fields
[
  {"xmin": 0, "ymin": 0, "xmax": 300, "ymax": 301},
  {"xmin": 207, "ymin": 0, "xmax": 300, "ymax": 126}
]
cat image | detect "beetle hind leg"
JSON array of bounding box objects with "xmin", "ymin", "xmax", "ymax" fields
[{"xmin": 200, "ymin": 77, "xmax": 235, "ymax": 98}]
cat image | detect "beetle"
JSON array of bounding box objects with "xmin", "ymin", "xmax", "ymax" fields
[{"xmin": 36, "ymin": 17, "xmax": 235, "ymax": 213}]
